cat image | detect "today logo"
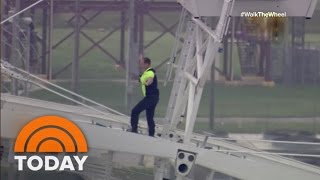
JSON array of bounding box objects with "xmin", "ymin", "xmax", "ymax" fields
[{"xmin": 14, "ymin": 116, "xmax": 88, "ymax": 171}]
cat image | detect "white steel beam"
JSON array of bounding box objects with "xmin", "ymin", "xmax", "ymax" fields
[
  {"xmin": 184, "ymin": 72, "xmax": 198, "ymax": 85},
  {"xmin": 171, "ymin": 84, "xmax": 189, "ymax": 127},
  {"xmin": 195, "ymin": 25, "xmax": 204, "ymax": 78}
]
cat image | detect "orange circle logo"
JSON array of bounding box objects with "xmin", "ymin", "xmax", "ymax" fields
[{"xmin": 14, "ymin": 116, "xmax": 88, "ymax": 153}]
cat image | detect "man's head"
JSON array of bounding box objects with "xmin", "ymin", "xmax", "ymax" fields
[{"xmin": 140, "ymin": 57, "xmax": 151, "ymax": 70}]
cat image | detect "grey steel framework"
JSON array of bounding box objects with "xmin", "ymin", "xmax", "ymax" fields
[
  {"xmin": 1, "ymin": 0, "xmax": 182, "ymax": 110},
  {"xmin": 6, "ymin": 0, "xmax": 181, "ymax": 74}
]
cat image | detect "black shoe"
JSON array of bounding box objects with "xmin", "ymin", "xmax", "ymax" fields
[{"xmin": 127, "ymin": 128, "xmax": 138, "ymax": 133}]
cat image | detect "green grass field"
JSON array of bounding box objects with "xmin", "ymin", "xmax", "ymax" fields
[
  {"xmin": 29, "ymin": 80, "xmax": 320, "ymax": 133},
  {"xmin": 30, "ymin": 80, "xmax": 320, "ymax": 118},
  {"xmin": 193, "ymin": 121, "xmax": 320, "ymax": 134}
]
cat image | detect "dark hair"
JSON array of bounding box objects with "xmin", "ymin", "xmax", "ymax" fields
[{"xmin": 144, "ymin": 57, "xmax": 151, "ymax": 65}]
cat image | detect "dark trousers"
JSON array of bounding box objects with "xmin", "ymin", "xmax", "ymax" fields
[{"xmin": 130, "ymin": 95, "xmax": 159, "ymax": 136}]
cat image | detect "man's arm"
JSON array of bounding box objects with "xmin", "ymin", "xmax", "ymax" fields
[
  {"xmin": 143, "ymin": 71, "xmax": 154, "ymax": 86},
  {"xmin": 145, "ymin": 77, "xmax": 154, "ymax": 86},
  {"xmin": 139, "ymin": 54, "xmax": 144, "ymax": 61}
]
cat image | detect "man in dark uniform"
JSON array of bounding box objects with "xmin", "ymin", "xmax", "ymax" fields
[{"xmin": 130, "ymin": 56, "xmax": 159, "ymax": 137}]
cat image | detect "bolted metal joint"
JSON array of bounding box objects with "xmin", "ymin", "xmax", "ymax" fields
[{"xmin": 159, "ymin": 131, "xmax": 184, "ymax": 143}]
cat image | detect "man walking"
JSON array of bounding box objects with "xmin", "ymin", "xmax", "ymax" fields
[{"xmin": 130, "ymin": 55, "xmax": 159, "ymax": 137}]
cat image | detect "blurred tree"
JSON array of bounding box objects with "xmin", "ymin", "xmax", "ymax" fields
[{"xmin": 247, "ymin": 17, "xmax": 286, "ymax": 81}]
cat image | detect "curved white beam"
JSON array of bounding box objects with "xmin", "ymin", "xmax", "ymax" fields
[{"xmin": 2, "ymin": 94, "xmax": 320, "ymax": 180}]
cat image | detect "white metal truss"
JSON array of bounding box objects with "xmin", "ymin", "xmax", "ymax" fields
[
  {"xmin": 164, "ymin": 7, "xmax": 189, "ymax": 86},
  {"xmin": 163, "ymin": 21, "xmax": 196, "ymax": 131},
  {"xmin": 156, "ymin": 1, "xmax": 233, "ymax": 179}
]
